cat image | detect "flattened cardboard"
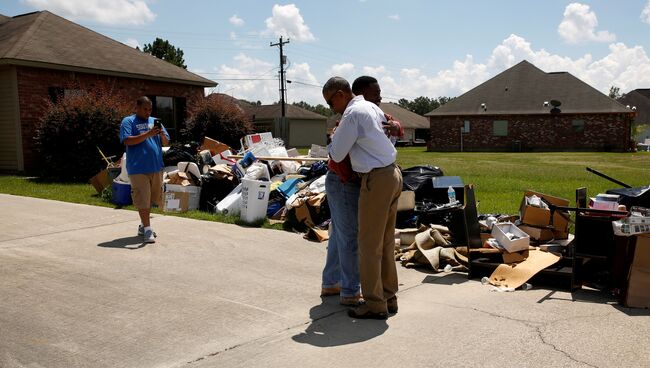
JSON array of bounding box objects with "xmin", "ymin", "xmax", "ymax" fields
[
  {"xmin": 519, "ymin": 190, "xmax": 570, "ymax": 233},
  {"xmin": 626, "ymin": 234, "xmax": 650, "ymax": 308},
  {"xmin": 200, "ymin": 137, "xmax": 232, "ymax": 156},
  {"xmin": 489, "ymin": 249, "xmax": 561, "ymax": 289},
  {"xmin": 89, "ymin": 169, "xmax": 110, "ymax": 194}
]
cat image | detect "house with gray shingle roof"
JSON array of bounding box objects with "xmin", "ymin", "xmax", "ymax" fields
[
  {"xmin": 241, "ymin": 103, "xmax": 328, "ymax": 147},
  {"xmin": 425, "ymin": 60, "xmax": 635, "ymax": 152},
  {"xmin": 618, "ymin": 89, "xmax": 650, "ymax": 144},
  {"xmin": 0, "ymin": 10, "xmax": 216, "ymax": 172}
]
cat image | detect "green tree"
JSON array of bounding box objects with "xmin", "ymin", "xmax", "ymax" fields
[
  {"xmin": 143, "ymin": 38, "xmax": 187, "ymax": 69},
  {"xmin": 292, "ymin": 101, "xmax": 333, "ymax": 117},
  {"xmin": 609, "ymin": 86, "xmax": 621, "ymax": 99},
  {"xmin": 398, "ymin": 96, "xmax": 453, "ymax": 115}
]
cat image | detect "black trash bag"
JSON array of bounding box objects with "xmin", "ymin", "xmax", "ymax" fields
[
  {"xmin": 199, "ymin": 172, "xmax": 238, "ymax": 212},
  {"xmin": 401, "ymin": 165, "xmax": 444, "ymax": 200},
  {"xmin": 163, "ymin": 145, "xmax": 196, "ymax": 167}
]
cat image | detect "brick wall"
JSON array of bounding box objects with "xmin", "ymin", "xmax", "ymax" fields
[
  {"xmin": 427, "ymin": 114, "xmax": 633, "ymax": 152},
  {"xmin": 16, "ymin": 66, "xmax": 205, "ymax": 172}
]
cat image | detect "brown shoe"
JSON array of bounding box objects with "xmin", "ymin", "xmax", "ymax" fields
[
  {"xmin": 387, "ymin": 297, "xmax": 398, "ymax": 314},
  {"xmin": 320, "ymin": 286, "xmax": 341, "ymax": 296},
  {"xmin": 348, "ymin": 306, "xmax": 388, "ymax": 320},
  {"xmin": 340, "ymin": 295, "xmax": 364, "ymax": 306}
]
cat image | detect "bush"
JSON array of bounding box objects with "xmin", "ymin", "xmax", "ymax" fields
[
  {"xmin": 183, "ymin": 94, "xmax": 255, "ymax": 149},
  {"xmin": 34, "ymin": 86, "xmax": 131, "ymax": 182}
]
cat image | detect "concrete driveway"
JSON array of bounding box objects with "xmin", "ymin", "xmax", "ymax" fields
[{"xmin": 0, "ymin": 194, "xmax": 648, "ymax": 368}]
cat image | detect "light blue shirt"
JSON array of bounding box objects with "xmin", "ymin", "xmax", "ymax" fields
[{"xmin": 329, "ymin": 95, "xmax": 397, "ymax": 173}]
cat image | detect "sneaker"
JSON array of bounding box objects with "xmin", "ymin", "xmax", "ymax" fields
[
  {"xmin": 143, "ymin": 229, "xmax": 156, "ymax": 243},
  {"xmin": 137, "ymin": 224, "xmax": 144, "ymax": 236}
]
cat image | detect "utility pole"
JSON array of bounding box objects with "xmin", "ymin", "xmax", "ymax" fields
[{"xmin": 270, "ymin": 36, "xmax": 290, "ymax": 117}]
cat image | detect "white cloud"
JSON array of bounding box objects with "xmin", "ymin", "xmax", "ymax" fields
[
  {"xmin": 229, "ymin": 14, "xmax": 244, "ymax": 26},
  {"xmin": 642, "ymin": 1, "xmax": 650, "ymax": 24},
  {"xmin": 22, "ymin": 0, "xmax": 155, "ymax": 25},
  {"xmin": 388, "ymin": 14, "xmax": 400, "ymax": 21},
  {"xmin": 263, "ymin": 4, "xmax": 315, "ymax": 42},
  {"xmin": 558, "ymin": 3, "xmax": 615, "ymax": 44},
  {"xmin": 215, "ymin": 54, "xmax": 280, "ymax": 103},
  {"xmin": 124, "ymin": 38, "xmax": 140, "ymax": 49},
  {"xmin": 327, "ymin": 63, "xmax": 355, "ymax": 79}
]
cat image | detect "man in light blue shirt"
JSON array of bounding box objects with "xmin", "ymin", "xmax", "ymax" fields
[
  {"xmin": 325, "ymin": 77, "xmax": 403, "ymax": 320},
  {"xmin": 120, "ymin": 96, "xmax": 169, "ymax": 243}
]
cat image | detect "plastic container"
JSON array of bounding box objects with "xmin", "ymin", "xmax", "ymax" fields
[
  {"xmin": 216, "ymin": 183, "xmax": 243, "ymax": 215},
  {"xmin": 111, "ymin": 179, "xmax": 132, "ymax": 206},
  {"xmin": 447, "ymin": 186, "xmax": 456, "ymax": 204},
  {"xmin": 240, "ymin": 178, "xmax": 270, "ymax": 223}
]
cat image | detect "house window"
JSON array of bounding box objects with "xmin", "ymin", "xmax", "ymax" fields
[
  {"xmin": 148, "ymin": 96, "xmax": 187, "ymax": 141},
  {"xmin": 493, "ymin": 120, "xmax": 508, "ymax": 136},
  {"xmin": 572, "ymin": 119, "xmax": 585, "ymax": 133},
  {"xmin": 462, "ymin": 120, "xmax": 470, "ymax": 133}
]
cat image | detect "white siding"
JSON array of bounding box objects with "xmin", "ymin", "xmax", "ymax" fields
[
  {"xmin": 0, "ymin": 66, "xmax": 22, "ymax": 171},
  {"xmin": 288, "ymin": 119, "xmax": 327, "ymax": 147}
]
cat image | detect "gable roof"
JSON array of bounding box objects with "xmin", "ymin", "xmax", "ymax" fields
[
  {"xmin": 619, "ymin": 89, "xmax": 650, "ymax": 124},
  {"xmin": 426, "ymin": 60, "xmax": 630, "ymax": 116},
  {"xmin": 379, "ymin": 102, "xmax": 429, "ymax": 129},
  {"xmin": 0, "ymin": 11, "xmax": 215, "ymax": 87},
  {"xmin": 245, "ymin": 104, "xmax": 327, "ymax": 121}
]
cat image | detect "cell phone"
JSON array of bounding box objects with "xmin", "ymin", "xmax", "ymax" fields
[{"xmin": 153, "ymin": 119, "xmax": 162, "ymax": 129}]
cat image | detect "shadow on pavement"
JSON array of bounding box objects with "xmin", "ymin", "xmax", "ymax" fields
[
  {"xmin": 291, "ymin": 298, "xmax": 388, "ymax": 347},
  {"xmin": 97, "ymin": 236, "xmax": 147, "ymax": 250},
  {"xmin": 421, "ymin": 272, "xmax": 470, "ymax": 286}
]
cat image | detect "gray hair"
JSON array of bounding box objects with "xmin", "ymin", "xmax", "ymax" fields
[{"xmin": 322, "ymin": 77, "xmax": 351, "ymax": 96}]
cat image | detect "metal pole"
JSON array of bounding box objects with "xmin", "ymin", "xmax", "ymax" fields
[{"xmin": 460, "ymin": 127, "xmax": 463, "ymax": 152}]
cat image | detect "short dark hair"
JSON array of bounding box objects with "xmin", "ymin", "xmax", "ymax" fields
[
  {"xmin": 352, "ymin": 76, "xmax": 378, "ymax": 95},
  {"xmin": 136, "ymin": 96, "xmax": 152, "ymax": 106},
  {"xmin": 322, "ymin": 77, "xmax": 351, "ymax": 96}
]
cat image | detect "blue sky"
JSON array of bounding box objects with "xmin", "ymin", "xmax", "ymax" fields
[{"xmin": 3, "ymin": 1, "xmax": 650, "ymax": 105}]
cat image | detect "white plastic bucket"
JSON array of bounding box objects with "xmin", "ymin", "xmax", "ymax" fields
[{"xmin": 240, "ymin": 179, "xmax": 270, "ymax": 223}]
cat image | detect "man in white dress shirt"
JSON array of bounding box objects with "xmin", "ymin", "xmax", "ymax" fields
[{"xmin": 324, "ymin": 76, "xmax": 403, "ymax": 320}]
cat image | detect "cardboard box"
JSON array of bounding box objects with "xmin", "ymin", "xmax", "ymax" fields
[
  {"xmin": 163, "ymin": 184, "xmax": 201, "ymax": 212},
  {"xmin": 502, "ymin": 249, "xmax": 529, "ymax": 264},
  {"xmin": 200, "ymin": 136, "xmax": 232, "ymax": 156},
  {"xmin": 625, "ymin": 234, "xmax": 650, "ymax": 308},
  {"xmin": 491, "ymin": 222, "xmax": 530, "ymax": 253},
  {"xmin": 89, "ymin": 169, "xmax": 110, "ymax": 194},
  {"xmin": 519, "ymin": 190, "xmax": 570, "ymax": 234},
  {"xmin": 518, "ymin": 224, "xmax": 554, "ymax": 242}
]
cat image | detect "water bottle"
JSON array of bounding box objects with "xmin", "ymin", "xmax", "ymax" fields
[{"xmin": 447, "ymin": 186, "xmax": 456, "ymax": 204}]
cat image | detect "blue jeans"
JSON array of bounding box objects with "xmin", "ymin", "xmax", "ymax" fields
[{"xmin": 322, "ymin": 171, "xmax": 361, "ymax": 297}]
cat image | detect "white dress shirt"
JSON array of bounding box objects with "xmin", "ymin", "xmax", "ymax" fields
[{"xmin": 329, "ymin": 95, "xmax": 397, "ymax": 173}]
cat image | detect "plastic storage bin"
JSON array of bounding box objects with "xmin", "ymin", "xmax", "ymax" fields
[{"xmin": 240, "ymin": 179, "xmax": 270, "ymax": 223}]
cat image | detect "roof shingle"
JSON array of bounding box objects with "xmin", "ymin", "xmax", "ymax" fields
[
  {"xmin": 0, "ymin": 11, "xmax": 216, "ymax": 87},
  {"xmin": 426, "ymin": 60, "xmax": 629, "ymax": 116}
]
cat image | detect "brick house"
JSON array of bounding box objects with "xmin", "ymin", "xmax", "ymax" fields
[
  {"xmin": 618, "ymin": 89, "xmax": 650, "ymax": 143},
  {"xmin": 426, "ymin": 60, "xmax": 635, "ymax": 152},
  {"xmin": 0, "ymin": 11, "xmax": 216, "ymax": 172}
]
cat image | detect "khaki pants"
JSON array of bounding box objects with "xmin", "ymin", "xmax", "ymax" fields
[{"xmin": 358, "ymin": 164, "xmax": 403, "ymax": 313}]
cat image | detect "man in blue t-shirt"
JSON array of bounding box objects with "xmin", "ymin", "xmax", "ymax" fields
[{"xmin": 120, "ymin": 96, "xmax": 169, "ymax": 243}]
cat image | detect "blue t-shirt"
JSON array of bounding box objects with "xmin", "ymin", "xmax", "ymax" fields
[{"xmin": 119, "ymin": 114, "xmax": 170, "ymax": 175}]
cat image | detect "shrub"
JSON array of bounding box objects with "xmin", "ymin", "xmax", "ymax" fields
[
  {"xmin": 183, "ymin": 94, "xmax": 255, "ymax": 149},
  {"xmin": 34, "ymin": 86, "xmax": 131, "ymax": 182}
]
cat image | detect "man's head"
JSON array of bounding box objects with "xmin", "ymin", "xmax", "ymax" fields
[
  {"xmin": 352, "ymin": 76, "xmax": 381, "ymax": 106},
  {"xmin": 135, "ymin": 96, "xmax": 152, "ymax": 120},
  {"xmin": 322, "ymin": 77, "xmax": 354, "ymax": 114}
]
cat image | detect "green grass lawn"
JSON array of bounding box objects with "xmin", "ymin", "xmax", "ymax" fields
[
  {"xmin": 1, "ymin": 149, "xmax": 648, "ymax": 224},
  {"xmin": 396, "ymin": 148, "xmax": 650, "ymax": 214}
]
